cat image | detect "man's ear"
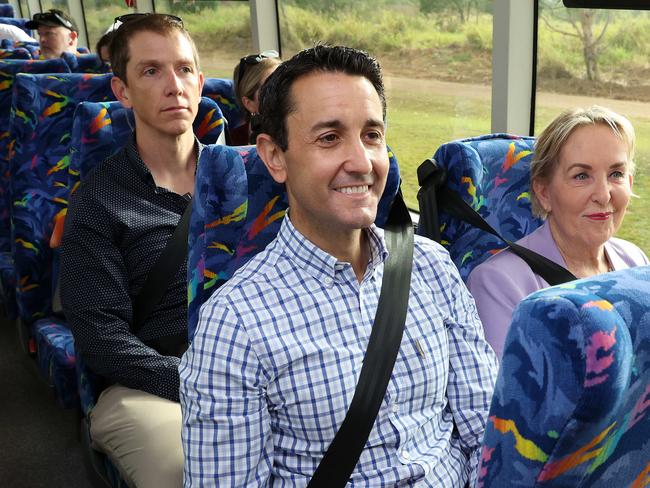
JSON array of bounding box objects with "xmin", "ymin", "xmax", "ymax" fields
[
  {"xmin": 68, "ymin": 30, "xmax": 78, "ymax": 46},
  {"xmin": 111, "ymin": 76, "xmax": 132, "ymax": 109},
  {"xmin": 256, "ymin": 133, "xmax": 287, "ymax": 184},
  {"xmin": 197, "ymin": 70, "xmax": 204, "ymax": 95}
]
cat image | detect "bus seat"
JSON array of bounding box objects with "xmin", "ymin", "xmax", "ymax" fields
[
  {"xmin": 12, "ymin": 40, "xmax": 39, "ymax": 58},
  {"xmin": 201, "ymin": 77, "xmax": 244, "ymax": 135},
  {"xmin": 0, "ymin": 58, "xmax": 71, "ymax": 319},
  {"xmin": 478, "ymin": 265, "xmax": 650, "ymax": 487},
  {"xmin": 0, "ymin": 47, "xmax": 31, "ymax": 59},
  {"xmin": 0, "ymin": 17, "xmax": 32, "ymax": 36},
  {"xmin": 9, "ymin": 72, "xmax": 114, "ymax": 407},
  {"xmin": 187, "ymin": 144, "xmax": 401, "ymax": 340},
  {"xmin": 61, "ymin": 52, "xmax": 111, "ymax": 74},
  {"xmin": 418, "ymin": 133, "xmax": 541, "ymax": 281},
  {"xmin": 0, "ymin": 5, "xmax": 15, "ymax": 17},
  {"xmin": 69, "ymin": 96, "xmax": 225, "ymax": 197}
]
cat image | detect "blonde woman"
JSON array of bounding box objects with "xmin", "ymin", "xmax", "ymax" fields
[
  {"xmin": 467, "ymin": 106, "xmax": 648, "ymax": 358},
  {"xmin": 230, "ymin": 50, "xmax": 281, "ymax": 145}
]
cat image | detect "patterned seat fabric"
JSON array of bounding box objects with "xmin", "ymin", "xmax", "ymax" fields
[
  {"xmin": 0, "ymin": 251, "xmax": 15, "ymax": 318},
  {"xmin": 61, "ymin": 52, "xmax": 111, "ymax": 74},
  {"xmin": 10, "ymin": 73, "xmax": 114, "ymax": 407},
  {"xmin": 11, "ymin": 73, "xmax": 114, "ymax": 324},
  {"xmin": 419, "ymin": 133, "xmax": 541, "ymax": 281},
  {"xmin": 478, "ymin": 265, "xmax": 650, "ymax": 487},
  {"xmin": 69, "ymin": 96, "xmax": 225, "ymax": 194},
  {"xmin": 0, "ymin": 59, "xmax": 71, "ymax": 315},
  {"xmin": 0, "ymin": 59, "xmax": 71, "ymax": 241},
  {"xmin": 0, "ymin": 5, "xmax": 15, "ymax": 17},
  {"xmin": 32, "ymin": 316, "xmax": 77, "ymax": 408},
  {"xmin": 0, "ymin": 48, "xmax": 31, "ymax": 59},
  {"xmin": 187, "ymin": 144, "xmax": 401, "ymax": 339},
  {"xmin": 201, "ymin": 77, "xmax": 243, "ymax": 134}
]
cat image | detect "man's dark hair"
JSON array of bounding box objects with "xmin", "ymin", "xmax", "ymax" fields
[
  {"xmin": 96, "ymin": 30, "xmax": 115, "ymax": 62},
  {"xmin": 110, "ymin": 14, "xmax": 199, "ymax": 85},
  {"xmin": 257, "ymin": 45, "xmax": 386, "ymax": 151}
]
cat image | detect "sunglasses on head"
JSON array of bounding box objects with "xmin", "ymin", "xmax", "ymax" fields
[
  {"xmin": 34, "ymin": 11, "xmax": 74, "ymax": 30},
  {"xmin": 114, "ymin": 13, "xmax": 184, "ymax": 28},
  {"xmin": 237, "ymin": 50, "xmax": 279, "ymax": 84}
]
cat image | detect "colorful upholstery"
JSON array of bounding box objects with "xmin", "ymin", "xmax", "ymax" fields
[
  {"xmin": 69, "ymin": 96, "xmax": 225, "ymax": 195},
  {"xmin": 0, "ymin": 58, "xmax": 71, "ymax": 313},
  {"xmin": 32, "ymin": 316, "xmax": 77, "ymax": 408},
  {"xmin": 0, "ymin": 47, "xmax": 30, "ymax": 59},
  {"xmin": 9, "ymin": 72, "xmax": 114, "ymax": 409},
  {"xmin": 187, "ymin": 144, "xmax": 401, "ymax": 339},
  {"xmin": 478, "ymin": 265, "xmax": 650, "ymax": 487},
  {"xmin": 0, "ymin": 5, "xmax": 15, "ymax": 17},
  {"xmin": 61, "ymin": 52, "xmax": 111, "ymax": 74},
  {"xmin": 201, "ymin": 77, "xmax": 243, "ymax": 133},
  {"xmin": 12, "ymin": 41, "xmax": 39, "ymax": 58},
  {"xmin": 10, "ymin": 73, "xmax": 114, "ymax": 325},
  {"xmin": 0, "ymin": 251, "xmax": 15, "ymax": 318},
  {"xmin": 419, "ymin": 133, "xmax": 541, "ymax": 281}
]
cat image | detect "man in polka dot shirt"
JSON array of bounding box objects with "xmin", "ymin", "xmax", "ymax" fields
[{"xmin": 60, "ymin": 14, "xmax": 204, "ymax": 488}]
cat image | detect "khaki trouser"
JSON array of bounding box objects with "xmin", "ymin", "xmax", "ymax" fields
[{"xmin": 89, "ymin": 384, "xmax": 183, "ymax": 488}]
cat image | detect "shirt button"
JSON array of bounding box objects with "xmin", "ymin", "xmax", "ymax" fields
[
  {"xmin": 323, "ymin": 278, "xmax": 333, "ymax": 286},
  {"xmin": 402, "ymin": 450, "xmax": 410, "ymax": 460},
  {"xmin": 391, "ymin": 403, "xmax": 399, "ymax": 413}
]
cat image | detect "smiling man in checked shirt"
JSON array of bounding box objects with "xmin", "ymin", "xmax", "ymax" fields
[{"xmin": 179, "ymin": 45, "xmax": 498, "ymax": 487}]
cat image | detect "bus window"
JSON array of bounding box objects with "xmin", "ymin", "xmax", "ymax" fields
[
  {"xmin": 154, "ymin": 0, "xmax": 252, "ymax": 79},
  {"xmin": 535, "ymin": 1, "xmax": 650, "ymax": 254},
  {"xmin": 278, "ymin": 0, "xmax": 494, "ymax": 209},
  {"xmin": 83, "ymin": 0, "xmax": 136, "ymax": 52}
]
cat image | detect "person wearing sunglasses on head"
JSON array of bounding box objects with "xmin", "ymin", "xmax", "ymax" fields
[
  {"xmin": 60, "ymin": 13, "xmax": 202, "ymax": 488},
  {"xmin": 231, "ymin": 50, "xmax": 281, "ymax": 145},
  {"xmin": 25, "ymin": 9, "xmax": 78, "ymax": 59}
]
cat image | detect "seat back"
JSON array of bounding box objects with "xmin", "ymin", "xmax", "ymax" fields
[
  {"xmin": 187, "ymin": 144, "xmax": 401, "ymax": 339},
  {"xmin": 418, "ymin": 133, "xmax": 541, "ymax": 281},
  {"xmin": 478, "ymin": 265, "xmax": 650, "ymax": 487},
  {"xmin": 201, "ymin": 77, "xmax": 243, "ymax": 133},
  {"xmin": 0, "ymin": 47, "xmax": 30, "ymax": 59},
  {"xmin": 0, "ymin": 58, "xmax": 71, "ymax": 253},
  {"xmin": 10, "ymin": 72, "xmax": 114, "ymax": 324},
  {"xmin": 69, "ymin": 96, "xmax": 225, "ymax": 194},
  {"xmin": 61, "ymin": 52, "xmax": 111, "ymax": 74},
  {"xmin": 0, "ymin": 5, "xmax": 15, "ymax": 17}
]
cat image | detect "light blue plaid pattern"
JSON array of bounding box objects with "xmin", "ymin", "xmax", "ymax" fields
[{"xmin": 180, "ymin": 217, "xmax": 497, "ymax": 487}]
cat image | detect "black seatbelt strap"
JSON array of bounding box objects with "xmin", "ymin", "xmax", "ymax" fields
[
  {"xmin": 132, "ymin": 198, "xmax": 192, "ymax": 333},
  {"xmin": 307, "ymin": 189, "xmax": 414, "ymax": 488},
  {"xmin": 417, "ymin": 158, "xmax": 577, "ymax": 286}
]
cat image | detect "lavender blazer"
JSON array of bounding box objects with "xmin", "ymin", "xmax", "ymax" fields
[{"xmin": 466, "ymin": 221, "xmax": 649, "ymax": 359}]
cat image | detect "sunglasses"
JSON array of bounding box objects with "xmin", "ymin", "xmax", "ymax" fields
[
  {"xmin": 237, "ymin": 50, "xmax": 279, "ymax": 84},
  {"xmin": 114, "ymin": 13, "xmax": 184, "ymax": 28},
  {"xmin": 33, "ymin": 12, "xmax": 74, "ymax": 30}
]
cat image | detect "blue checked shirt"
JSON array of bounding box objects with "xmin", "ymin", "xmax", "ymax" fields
[{"xmin": 180, "ymin": 217, "xmax": 498, "ymax": 487}]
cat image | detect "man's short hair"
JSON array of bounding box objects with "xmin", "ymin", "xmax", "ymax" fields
[
  {"xmin": 109, "ymin": 13, "xmax": 200, "ymax": 85},
  {"xmin": 257, "ymin": 45, "xmax": 386, "ymax": 151},
  {"xmin": 26, "ymin": 9, "xmax": 78, "ymax": 33}
]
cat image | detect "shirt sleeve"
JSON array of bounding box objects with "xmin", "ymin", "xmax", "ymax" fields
[
  {"xmin": 60, "ymin": 189, "xmax": 181, "ymax": 402},
  {"xmin": 179, "ymin": 297, "xmax": 273, "ymax": 487},
  {"xmin": 436, "ymin": 250, "xmax": 499, "ymax": 486},
  {"xmin": 466, "ymin": 257, "xmax": 531, "ymax": 359}
]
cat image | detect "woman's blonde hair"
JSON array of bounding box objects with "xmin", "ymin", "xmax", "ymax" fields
[
  {"xmin": 531, "ymin": 105, "xmax": 636, "ymax": 218},
  {"xmin": 233, "ymin": 57, "xmax": 281, "ymax": 119}
]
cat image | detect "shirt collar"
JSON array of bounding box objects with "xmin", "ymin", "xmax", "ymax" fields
[
  {"xmin": 276, "ymin": 214, "xmax": 388, "ymax": 285},
  {"xmin": 125, "ymin": 133, "xmax": 204, "ymax": 189}
]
